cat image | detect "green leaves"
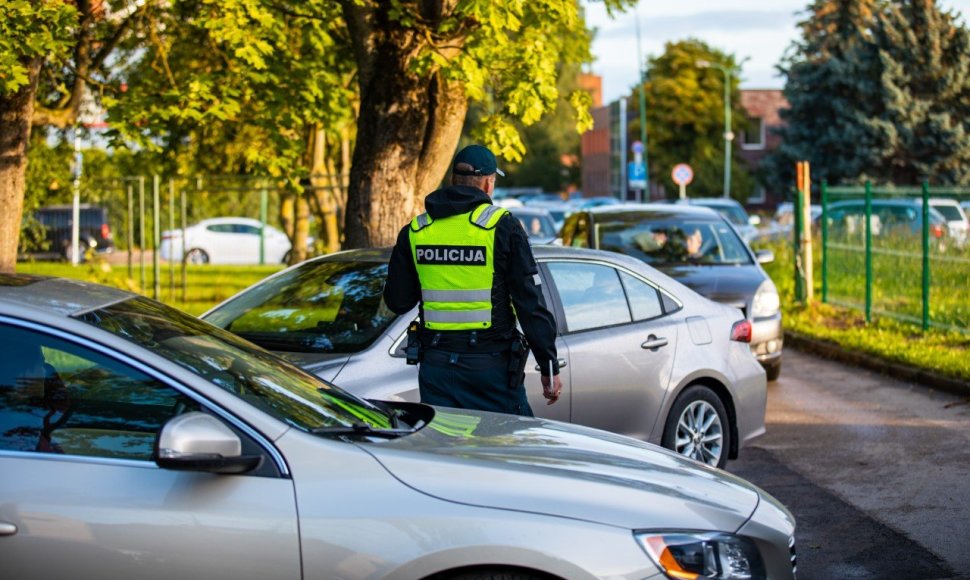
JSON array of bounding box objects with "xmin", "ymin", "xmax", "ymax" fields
[{"xmin": 0, "ymin": 0, "xmax": 76, "ymax": 95}]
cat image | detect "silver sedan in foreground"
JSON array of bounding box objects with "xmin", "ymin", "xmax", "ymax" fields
[
  {"xmin": 204, "ymin": 246, "xmax": 767, "ymax": 469},
  {"xmin": 0, "ymin": 275, "xmax": 795, "ymax": 579}
]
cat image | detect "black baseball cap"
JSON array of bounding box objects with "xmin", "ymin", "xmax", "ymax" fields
[{"xmin": 452, "ymin": 144, "xmax": 505, "ymax": 177}]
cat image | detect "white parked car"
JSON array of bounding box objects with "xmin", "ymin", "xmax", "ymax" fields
[
  {"xmin": 160, "ymin": 217, "xmax": 298, "ymax": 264},
  {"xmin": 929, "ymin": 198, "xmax": 968, "ymax": 248}
]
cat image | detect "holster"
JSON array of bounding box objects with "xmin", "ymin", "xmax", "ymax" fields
[
  {"xmin": 405, "ymin": 321, "xmax": 422, "ymax": 365},
  {"xmin": 507, "ymin": 332, "xmax": 529, "ymax": 389}
]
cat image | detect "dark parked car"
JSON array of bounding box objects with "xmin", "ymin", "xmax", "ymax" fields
[
  {"xmin": 34, "ymin": 204, "xmax": 114, "ymax": 259},
  {"xmin": 821, "ymin": 199, "xmax": 950, "ymax": 251},
  {"xmin": 561, "ymin": 204, "xmax": 784, "ymax": 380},
  {"xmin": 507, "ymin": 205, "xmax": 558, "ymax": 244}
]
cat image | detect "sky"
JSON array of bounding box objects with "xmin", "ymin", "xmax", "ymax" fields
[{"xmin": 584, "ymin": 0, "xmax": 970, "ymax": 104}]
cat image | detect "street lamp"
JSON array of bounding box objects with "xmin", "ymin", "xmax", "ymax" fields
[{"xmin": 696, "ymin": 59, "xmax": 736, "ymax": 199}]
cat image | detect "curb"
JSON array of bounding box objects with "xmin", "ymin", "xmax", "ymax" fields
[{"xmin": 784, "ymin": 331, "xmax": 970, "ymax": 398}]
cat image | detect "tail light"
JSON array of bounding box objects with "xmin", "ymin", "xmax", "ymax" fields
[
  {"xmin": 731, "ymin": 320, "xmax": 752, "ymax": 343},
  {"xmin": 930, "ymin": 224, "xmax": 944, "ymax": 239},
  {"xmin": 101, "ymin": 223, "xmax": 112, "ymax": 239}
]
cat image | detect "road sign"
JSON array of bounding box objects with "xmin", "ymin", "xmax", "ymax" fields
[
  {"xmin": 628, "ymin": 161, "xmax": 647, "ymax": 190},
  {"xmin": 631, "ymin": 140, "xmax": 644, "ymax": 154},
  {"xmin": 671, "ymin": 163, "xmax": 694, "ymax": 186}
]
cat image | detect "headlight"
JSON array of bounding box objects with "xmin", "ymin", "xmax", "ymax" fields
[
  {"xmin": 751, "ymin": 280, "xmax": 780, "ymax": 318},
  {"xmin": 635, "ymin": 531, "xmax": 765, "ymax": 580}
]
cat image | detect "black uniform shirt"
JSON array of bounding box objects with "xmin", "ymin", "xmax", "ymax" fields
[{"xmin": 384, "ymin": 185, "xmax": 560, "ymax": 375}]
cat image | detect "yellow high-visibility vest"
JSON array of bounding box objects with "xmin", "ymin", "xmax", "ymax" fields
[{"xmin": 408, "ymin": 204, "xmax": 508, "ymax": 331}]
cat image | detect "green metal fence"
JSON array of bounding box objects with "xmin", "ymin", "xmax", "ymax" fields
[{"xmin": 818, "ymin": 181, "xmax": 970, "ymax": 333}]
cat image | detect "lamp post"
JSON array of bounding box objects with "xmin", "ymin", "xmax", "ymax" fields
[{"xmin": 696, "ymin": 59, "xmax": 735, "ymax": 199}]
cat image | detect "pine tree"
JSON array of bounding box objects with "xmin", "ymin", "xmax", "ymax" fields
[
  {"xmin": 763, "ymin": 0, "xmax": 882, "ymax": 194},
  {"xmin": 863, "ymin": 0, "xmax": 970, "ymax": 184}
]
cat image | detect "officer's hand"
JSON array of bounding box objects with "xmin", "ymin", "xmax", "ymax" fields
[{"xmin": 541, "ymin": 373, "xmax": 563, "ymax": 405}]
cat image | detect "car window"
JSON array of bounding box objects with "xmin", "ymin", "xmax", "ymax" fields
[
  {"xmin": 932, "ymin": 203, "xmax": 964, "ymax": 222},
  {"xmin": 0, "ymin": 323, "xmax": 201, "ymax": 460},
  {"xmin": 207, "ymin": 223, "xmax": 235, "ymax": 233},
  {"xmin": 547, "ymin": 262, "xmax": 631, "ymax": 332},
  {"xmin": 563, "ymin": 214, "xmax": 589, "ymax": 248},
  {"xmin": 619, "ymin": 271, "xmax": 664, "ymax": 321},
  {"xmin": 204, "ymin": 260, "xmax": 397, "ymax": 354},
  {"xmin": 235, "ymin": 224, "xmax": 262, "ymax": 235}
]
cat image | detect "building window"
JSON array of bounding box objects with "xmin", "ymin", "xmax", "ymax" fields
[{"xmin": 741, "ymin": 116, "xmax": 765, "ymax": 150}]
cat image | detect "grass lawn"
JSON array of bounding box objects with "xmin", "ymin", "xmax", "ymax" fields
[
  {"xmin": 755, "ymin": 240, "xmax": 970, "ymax": 382},
  {"xmin": 17, "ymin": 258, "xmax": 283, "ymax": 316}
]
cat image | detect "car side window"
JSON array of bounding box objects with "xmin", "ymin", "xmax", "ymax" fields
[
  {"xmin": 236, "ymin": 224, "xmax": 261, "ymax": 236},
  {"xmin": 0, "ymin": 324, "xmax": 199, "ymax": 460},
  {"xmin": 207, "ymin": 224, "xmax": 234, "ymax": 233},
  {"xmin": 547, "ymin": 262, "xmax": 631, "ymax": 332},
  {"xmin": 619, "ymin": 271, "xmax": 664, "ymax": 321}
]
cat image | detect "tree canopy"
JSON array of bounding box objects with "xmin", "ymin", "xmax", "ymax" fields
[{"xmin": 631, "ymin": 39, "xmax": 753, "ymax": 200}]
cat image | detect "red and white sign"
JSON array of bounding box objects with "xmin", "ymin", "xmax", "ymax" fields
[{"xmin": 671, "ymin": 163, "xmax": 694, "ymax": 186}]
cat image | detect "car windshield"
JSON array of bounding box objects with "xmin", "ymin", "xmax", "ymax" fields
[
  {"xmin": 596, "ymin": 216, "xmax": 753, "ymax": 266},
  {"xmin": 204, "ymin": 260, "xmax": 397, "ymax": 354},
  {"xmin": 75, "ymin": 296, "xmax": 395, "ymax": 431}
]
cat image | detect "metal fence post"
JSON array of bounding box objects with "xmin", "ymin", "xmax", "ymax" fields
[
  {"xmin": 821, "ymin": 180, "xmax": 828, "ymax": 303},
  {"xmin": 127, "ymin": 183, "xmax": 133, "ymax": 279},
  {"xmin": 153, "ymin": 175, "xmax": 161, "ymax": 301},
  {"xmin": 139, "ymin": 176, "xmax": 145, "ymax": 293},
  {"xmin": 181, "ymin": 186, "xmax": 187, "ymax": 304},
  {"xmin": 921, "ymin": 181, "xmax": 930, "ymax": 331},
  {"xmin": 259, "ymin": 188, "xmax": 268, "ymax": 265},
  {"xmin": 168, "ymin": 179, "xmax": 175, "ymax": 301},
  {"xmin": 864, "ymin": 180, "xmax": 872, "ymax": 323}
]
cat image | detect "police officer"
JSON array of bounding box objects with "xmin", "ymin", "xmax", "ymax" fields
[{"xmin": 383, "ymin": 144, "xmax": 562, "ymax": 416}]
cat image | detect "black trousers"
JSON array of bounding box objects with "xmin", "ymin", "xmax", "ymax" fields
[{"xmin": 418, "ymin": 349, "xmax": 534, "ymax": 417}]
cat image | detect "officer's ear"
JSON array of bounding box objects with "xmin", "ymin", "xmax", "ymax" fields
[{"xmin": 483, "ymin": 175, "xmax": 496, "ymax": 196}]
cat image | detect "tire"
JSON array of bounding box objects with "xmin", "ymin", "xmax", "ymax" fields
[
  {"xmin": 662, "ymin": 385, "xmax": 732, "ymax": 469},
  {"xmin": 764, "ymin": 360, "xmax": 782, "ymax": 382},
  {"xmin": 185, "ymin": 248, "xmax": 209, "ymax": 265}
]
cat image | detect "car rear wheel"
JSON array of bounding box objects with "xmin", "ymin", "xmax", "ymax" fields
[
  {"xmin": 438, "ymin": 568, "xmax": 545, "ymax": 580},
  {"xmin": 185, "ymin": 248, "xmax": 209, "ymax": 264},
  {"xmin": 662, "ymin": 385, "xmax": 731, "ymax": 469}
]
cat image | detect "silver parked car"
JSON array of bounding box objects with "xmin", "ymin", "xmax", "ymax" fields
[
  {"xmin": 202, "ymin": 246, "xmax": 767, "ymax": 469},
  {"xmin": 0, "ymin": 274, "xmax": 796, "ymax": 580}
]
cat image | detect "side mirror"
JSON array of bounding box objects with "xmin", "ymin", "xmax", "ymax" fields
[
  {"xmin": 748, "ymin": 215, "xmax": 762, "ymax": 226},
  {"xmin": 154, "ymin": 412, "xmax": 262, "ymax": 474},
  {"xmin": 755, "ymin": 249, "xmax": 775, "ymax": 264}
]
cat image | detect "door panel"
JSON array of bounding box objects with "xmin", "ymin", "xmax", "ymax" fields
[
  {"xmin": 544, "ymin": 261, "xmax": 677, "ymax": 440},
  {"xmin": 0, "ymin": 456, "xmax": 300, "ymax": 580}
]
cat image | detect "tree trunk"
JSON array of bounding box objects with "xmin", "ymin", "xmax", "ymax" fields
[
  {"xmin": 343, "ymin": 55, "xmax": 468, "ymax": 248},
  {"xmin": 0, "ymin": 59, "xmax": 41, "ymax": 274}
]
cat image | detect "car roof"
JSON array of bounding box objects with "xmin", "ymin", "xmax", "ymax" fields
[
  {"xmin": 0, "ymin": 274, "xmax": 135, "ymax": 317},
  {"xmin": 678, "ymin": 198, "xmax": 743, "ymax": 208},
  {"xmin": 584, "ymin": 203, "xmax": 722, "ymax": 220},
  {"xmin": 198, "ymin": 217, "xmax": 263, "ymax": 225}
]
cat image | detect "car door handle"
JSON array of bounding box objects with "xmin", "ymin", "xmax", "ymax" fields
[
  {"xmin": 534, "ymin": 359, "xmax": 568, "ymax": 372},
  {"xmin": 641, "ymin": 335, "xmax": 669, "ymax": 350},
  {"xmin": 0, "ymin": 522, "xmax": 17, "ymax": 536}
]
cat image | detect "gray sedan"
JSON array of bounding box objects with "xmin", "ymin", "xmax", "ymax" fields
[
  {"xmin": 203, "ymin": 246, "xmax": 767, "ymax": 469},
  {"xmin": 0, "ymin": 274, "xmax": 795, "ymax": 580}
]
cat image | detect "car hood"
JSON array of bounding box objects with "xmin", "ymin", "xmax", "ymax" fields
[
  {"xmin": 657, "ymin": 264, "xmax": 764, "ymax": 308},
  {"xmin": 363, "ymin": 409, "xmax": 761, "ymax": 531}
]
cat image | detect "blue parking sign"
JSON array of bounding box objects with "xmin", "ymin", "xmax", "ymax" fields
[{"xmin": 628, "ymin": 161, "xmax": 646, "ymax": 190}]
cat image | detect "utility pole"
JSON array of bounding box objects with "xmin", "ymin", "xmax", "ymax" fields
[{"xmin": 696, "ymin": 59, "xmax": 738, "ymax": 199}]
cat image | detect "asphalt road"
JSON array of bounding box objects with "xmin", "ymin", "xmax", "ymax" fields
[{"xmin": 729, "ymin": 349, "xmax": 970, "ymax": 580}]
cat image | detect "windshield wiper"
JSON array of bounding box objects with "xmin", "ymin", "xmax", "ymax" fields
[{"xmin": 311, "ymin": 421, "xmax": 415, "ymax": 438}]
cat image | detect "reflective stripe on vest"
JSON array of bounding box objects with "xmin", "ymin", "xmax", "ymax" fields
[{"xmin": 408, "ymin": 203, "xmax": 508, "ymax": 331}]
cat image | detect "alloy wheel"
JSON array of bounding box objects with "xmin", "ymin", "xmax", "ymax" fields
[{"xmin": 674, "ymin": 400, "xmax": 723, "ymax": 467}]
